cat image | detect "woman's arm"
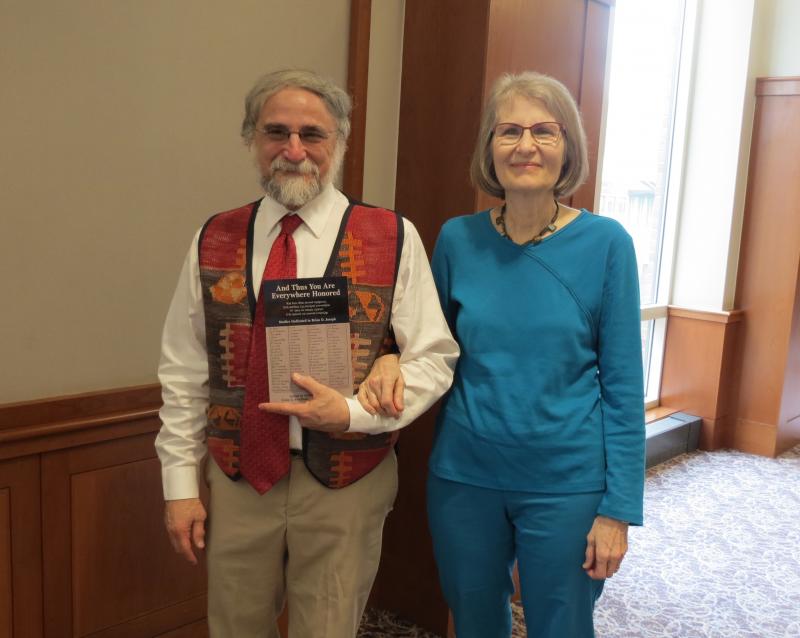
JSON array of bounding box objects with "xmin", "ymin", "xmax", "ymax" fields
[{"xmin": 595, "ymin": 229, "xmax": 646, "ymax": 526}]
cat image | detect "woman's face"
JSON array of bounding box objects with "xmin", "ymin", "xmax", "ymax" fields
[{"xmin": 491, "ymin": 95, "xmax": 565, "ymax": 197}]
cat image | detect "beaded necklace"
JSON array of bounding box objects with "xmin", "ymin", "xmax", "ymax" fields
[{"xmin": 495, "ymin": 198, "xmax": 560, "ymax": 245}]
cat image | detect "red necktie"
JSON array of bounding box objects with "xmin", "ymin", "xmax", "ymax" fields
[{"xmin": 240, "ymin": 213, "xmax": 304, "ymax": 494}]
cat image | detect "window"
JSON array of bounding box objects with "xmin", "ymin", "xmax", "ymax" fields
[{"xmin": 597, "ymin": 0, "xmax": 697, "ymax": 405}]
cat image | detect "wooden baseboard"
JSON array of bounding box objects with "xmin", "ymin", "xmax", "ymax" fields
[{"xmin": 730, "ymin": 418, "xmax": 778, "ymax": 457}]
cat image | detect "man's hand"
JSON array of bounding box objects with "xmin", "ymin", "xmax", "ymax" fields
[
  {"xmin": 164, "ymin": 498, "xmax": 207, "ymax": 565},
  {"xmin": 582, "ymin": 515, "xmax": 629, "ymax": 579},
  {"xmin": 259, "ymin": 372, "xmax": 350, "ymax": 432},
  {"xmin": 357, "ymin": 354, "xmax": 405, "ymax": 418}
]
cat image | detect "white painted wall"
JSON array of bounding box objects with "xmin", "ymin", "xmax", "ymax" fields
[
  {"xmin": 670, "ymin": 0, "xmax": 756, "ymax": 311},
  {"xmin": 670, "ymin": 0, "xmax": 800, "ymax": 312},
  {"xmin": 752, "ymin": 0, "xmax": 800, "ymax": 77}
]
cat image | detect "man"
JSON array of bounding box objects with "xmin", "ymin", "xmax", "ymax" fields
[{"xmin": 155, "ymin": 69, "xmax": 458, "ymax": 638}]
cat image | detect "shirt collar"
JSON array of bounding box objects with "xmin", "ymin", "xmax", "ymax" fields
[{"xmin": 260, "ymin": 182, "xmax": 340, "ymax": 238}]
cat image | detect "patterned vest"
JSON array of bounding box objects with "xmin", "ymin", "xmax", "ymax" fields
[{"xmin": 198, "ymin": 198, "xmax": 402, "ymax": 488}]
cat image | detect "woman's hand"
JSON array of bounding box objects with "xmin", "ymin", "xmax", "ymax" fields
[
  {"xmin": 357, "ymin": 354, "xmax": 405, "ymax": 418},
  {"xmin": 582, "ymin": 515, "xmax": 629, "ymax": 579}
]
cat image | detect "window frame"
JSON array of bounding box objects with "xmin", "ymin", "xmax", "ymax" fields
[{"xmin": 597, "ymin": 0, "xmax": 699, "ymax": 408}]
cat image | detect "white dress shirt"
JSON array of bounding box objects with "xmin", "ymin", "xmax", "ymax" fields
[{"xmin": 155, "ymin": 183, "xmax": 459, "ymax": 500}]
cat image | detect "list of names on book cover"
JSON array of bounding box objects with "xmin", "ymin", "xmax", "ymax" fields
[{"xmin": 262, "ymin": 276, "xmax": 352, "ymax": 402}]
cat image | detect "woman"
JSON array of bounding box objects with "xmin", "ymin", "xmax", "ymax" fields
[{"xmin": 360, "ymin": 71, "xmax": 644, "ymax": 637}]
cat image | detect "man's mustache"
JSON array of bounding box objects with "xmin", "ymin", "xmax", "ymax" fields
[{"xmin": 270, "ymin": 158, "xmax": 319, "ymax": 177}]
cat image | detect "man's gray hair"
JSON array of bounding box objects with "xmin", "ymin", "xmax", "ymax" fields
[
  {"xmin": 241, "ymin": 69, "xmax": 352, "ymax": 146},
  {"xmin": 470, "ymin": 71, "xmax": 589, "ymax": 199}
]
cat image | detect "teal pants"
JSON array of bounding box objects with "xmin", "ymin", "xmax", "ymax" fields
[{"xmin": 427, "ymin": 474, "xmax": 605, "ymax": 638}]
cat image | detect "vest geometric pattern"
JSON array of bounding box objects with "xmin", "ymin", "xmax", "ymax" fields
[{"xmin": 198, "ymin": 199, "xmax": 402, "ymax": 488}]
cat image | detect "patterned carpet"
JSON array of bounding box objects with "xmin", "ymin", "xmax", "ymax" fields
[
  {"xmin": 360, "ymin": 444, "xmax": 800, "ymax": 637},
  {"xmin": 359, "ymin": 608, "xmax": 441, "ymax": 637}
]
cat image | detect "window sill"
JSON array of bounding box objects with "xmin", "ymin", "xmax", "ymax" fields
[{"xmin": 645, "ymin": 405, "xmax": 681, "ymax": 423}]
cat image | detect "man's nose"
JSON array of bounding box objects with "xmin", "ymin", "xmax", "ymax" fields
[{"xmin": 282, "ymin": 133, "xmax": 307, "ymax": 163}]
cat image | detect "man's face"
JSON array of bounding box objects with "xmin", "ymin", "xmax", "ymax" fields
[{"xmin": 254, "ymin": 87, "xmax": 341, "ymax": 209}]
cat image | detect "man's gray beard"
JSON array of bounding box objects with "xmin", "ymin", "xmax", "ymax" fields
[
  {"xmin": 260, "ymin": 143, "xmax": 346, "ymax": 209},
  {"xmin": 262, "ymin": 172, "xmax": 321, "ymax": 209}
]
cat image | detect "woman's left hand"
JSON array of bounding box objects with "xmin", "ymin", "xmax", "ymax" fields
[
  {"xmin": 357, "ymin": 354, "xmax": 405, "ymax": 418},
  {"xmin": 582, "ymin": 515, "xmax": 629, "ymax": 580}
]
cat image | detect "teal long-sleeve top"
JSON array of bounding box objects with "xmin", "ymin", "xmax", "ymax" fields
[{"xmin": 429, "ymin": 209, "xmax": 645, "ymax": 525}]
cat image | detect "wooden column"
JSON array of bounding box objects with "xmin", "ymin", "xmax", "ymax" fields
[
  {"xmin": 343, "ymin": 0, "xmax": 372, "ymax": 200},
  {"xmin": 730, "ymin": 77, "xmax": 800, "ymax": 457}
]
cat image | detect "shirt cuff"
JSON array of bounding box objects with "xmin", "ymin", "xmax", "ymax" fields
[
  {"xmin": 162, "ymin": 464, "xmax": 201, "ymax": 501},
  {"xmin": 345, "ymin": 396, "xmax": 388, "ymax": 435}
]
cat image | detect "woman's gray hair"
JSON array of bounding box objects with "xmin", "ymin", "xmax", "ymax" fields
[
  {"xmin": 241, "ymin": 69, "xmax": 352, "ymax": 146},
  {"xmin": 470, "ymin": 71, "xmax": 589, "ymax": 199}
]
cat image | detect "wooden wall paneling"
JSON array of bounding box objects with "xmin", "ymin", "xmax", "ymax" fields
[
  {"xmin": 572, "ymin": 0, "xmax": 612, "ymax": 211},
  {"xmin": 485, "ymin": 0, "xmax": 586, "ymax": 95},
  {"xmin": 0, "ymin": 385, "xmax": 161, "ymax": 462},
  {"xmin": 394, "ymin": 0, "xmax": 491, "ymax": 253},
  {"xmin": 477, "ymin": 0, "xmax": 611, "ymax": 214},
  {"xmin": 155, "ymin": 620, "xmax": 208, "ymax": 638},
  {"xmin": 735, "ymin": 84, "xmax": 798, "ymax": 408},
  {"xmin": 659, "ymin": 308, "xmax": 742, "ymax": 450},
  {"xmin": 0, "ymin": 488, "xmax": 10, "ymax": 638},
  {"xmin": 343, "ymin": 0, "xmax": 372, "ymax": 200},
  {"xmin": 0, "ymin": 385, "xmax": 160, "ymax": 431},
  {"xmin": 42, "ymin": 432, "xmax": 206, "ymax": 638},
  {"xmin": 728, "ymin": 418, "xmax": 778, "ymax": 458},
  {"xmin": 733, "ymin": 79, "xmax": 800, "ymax": 456},
  {"xmin": 756, "ymin": 76, "xmax": 800, "ymax": 96},
  {"xmin": 778, "ymin": 258, "xmax": 800, "ymax": 454},
  {"xmin": 0, "ymin": 456, "xmax": 43, "ymax": 638},
  {"xmin": 476, "ymin": 0, "xmax": 592, "ymax": 214},
  {"xmin": 77, "ymin": 598, "xmax": 208, "ymax": 638},
  {"xmin": 0, "ymin": 415, "xmax": 161, "ymax": 463}
]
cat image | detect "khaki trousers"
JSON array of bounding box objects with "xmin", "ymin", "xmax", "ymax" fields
[{"xmin": 205, "ymin": 449, "xmax": 398, "ymax": 638}]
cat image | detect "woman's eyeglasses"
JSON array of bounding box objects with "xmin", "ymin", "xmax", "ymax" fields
[{"xmin": 493, "ymin": 122, "xmax": 565, "ymax": 146}]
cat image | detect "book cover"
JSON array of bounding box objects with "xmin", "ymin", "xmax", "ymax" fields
[{"xmin": 262, "ymin": 276, "xmax": 352, "ymax": 402}]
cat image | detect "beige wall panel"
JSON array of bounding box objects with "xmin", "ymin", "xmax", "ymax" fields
[
  {"xmin": 362, "ymin": 0, "xmax": 404, "ymax": 210},
  {"xmin": 0, "ymin": 0, "xmax": 350, "ymax": 403}
]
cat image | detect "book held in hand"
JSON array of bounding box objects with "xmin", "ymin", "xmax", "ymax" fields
[{"xmin": 262, "ymin": 276, "xmax": 352, "ymax": 402}]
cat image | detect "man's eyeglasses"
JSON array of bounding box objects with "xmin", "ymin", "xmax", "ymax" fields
[
  {"xmin": 493, "ymin": 122, "xmax": 565, "ymax": 147},
  {"xmin": 257, "ymin": 125, "xmax": 333, "ymax": 145}
]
